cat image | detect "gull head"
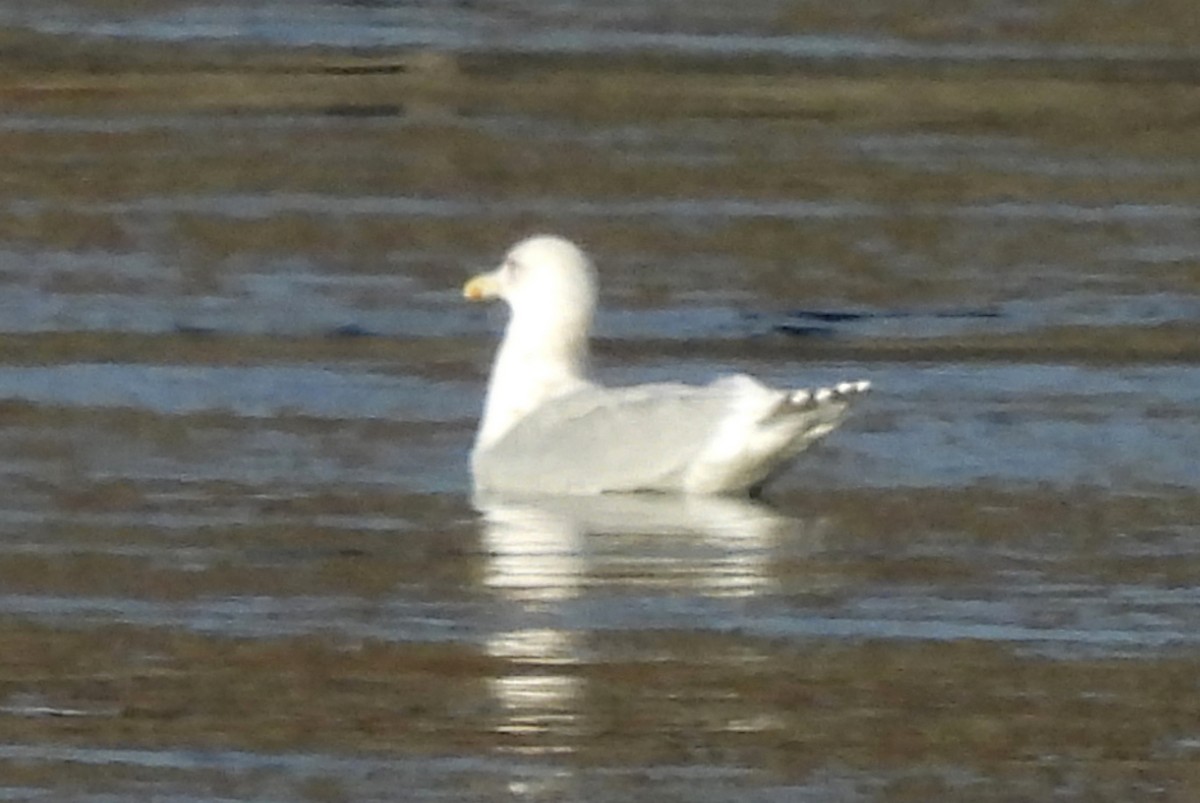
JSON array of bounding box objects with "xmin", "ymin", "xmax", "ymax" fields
[
  {"xmin": 465, "ymin": 235, "xmax": 598, "ymax": 451},
  {"xmin": 463, "ymin": 235, "xmax": 598, "ymax": 324}
]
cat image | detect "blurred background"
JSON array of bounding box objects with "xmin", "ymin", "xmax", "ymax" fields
[{"xmin": 0, "ymin": 2, "xmax": 1199, "ymax": 800}]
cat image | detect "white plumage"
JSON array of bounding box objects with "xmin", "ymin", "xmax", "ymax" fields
[{"xmin": 464, "ymin": 235, "xmax": 869, "ymax": 495}]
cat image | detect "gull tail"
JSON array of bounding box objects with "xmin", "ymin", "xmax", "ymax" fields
[{"xmin": 687, "ymin": 377, "xmax": 871, "ymax": 495}]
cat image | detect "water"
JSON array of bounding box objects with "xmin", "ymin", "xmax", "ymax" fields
[{"xmin": 1, "ymin": 3, "xmax": 1199, "ymax": 800}]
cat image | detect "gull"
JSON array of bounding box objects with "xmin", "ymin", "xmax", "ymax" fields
[{"xmin": 463, "ymin": 235, "xmax": 869, "ymax": 495}]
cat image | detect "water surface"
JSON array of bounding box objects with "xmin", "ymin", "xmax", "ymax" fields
[{"xmin": 1, "ymin": 3, "xmax": 1199, "ymax": 800}]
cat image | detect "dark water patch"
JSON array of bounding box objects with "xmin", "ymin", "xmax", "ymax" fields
[
  {"xmin": 777, "ymin": 294, "xmax": 1200, "ymax": 339},
  {"xmin": 321, "ymin": 103, "xmax": 404, "ymax": 118},
  {"xmin": 325, "ymin": 323, "xmax": 376, "ymax": 338},
  {"xmin": 785, "ymin": 309, "xmax": 884, "ymax": 323},
  {"xmin": 772, "ymin": 322, "xmax": 839, "ymax": 338},
  {"xmin": 776, "ymin": 306, "xmax": 1002, "ymax": 339}
]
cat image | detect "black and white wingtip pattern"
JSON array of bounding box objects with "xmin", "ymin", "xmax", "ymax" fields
[{"xmin": 789, "ymin": 379, "xmax": 871, "ymax": 409}]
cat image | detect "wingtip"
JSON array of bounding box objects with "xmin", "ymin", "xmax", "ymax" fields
[
  {"xmin": 831, "ymin": 379, "xmax": 871, "ymax": 397},
  {"xmin": 789, "ymin": 379, "xmax": 871, "ymax": 409}
]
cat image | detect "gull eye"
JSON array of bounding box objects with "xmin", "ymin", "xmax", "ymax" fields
[{"xmin": 504, "ymin": 258, "xmax": 521, "ymax": 276}]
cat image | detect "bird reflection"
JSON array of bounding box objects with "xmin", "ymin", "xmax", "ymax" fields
[
  {"xmin": 478, "ymin": 492, "xmax": 812, "ymax": 599},
  {"xmin": 474, "ymin": 492, "xmax": 824, "ymax": 769}
]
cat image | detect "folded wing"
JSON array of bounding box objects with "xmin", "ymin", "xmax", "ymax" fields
[{"xmin": 471, "ymin": 375, "xmax": 868, "ymax": 495}]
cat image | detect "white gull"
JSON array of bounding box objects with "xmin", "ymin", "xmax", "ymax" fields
[{"xmin": 464, "ymin": 235, "xmax": 869, "ymax": 495}]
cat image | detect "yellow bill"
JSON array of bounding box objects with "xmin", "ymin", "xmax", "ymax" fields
[{"xmin": 463, "ymin": 271, "xmax": 501, "ymax": 301}]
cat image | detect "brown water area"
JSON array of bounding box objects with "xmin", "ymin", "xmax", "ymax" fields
[{"xmin": 0, "ymin": 1, "xmax": 1199, "ymax": 800}]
